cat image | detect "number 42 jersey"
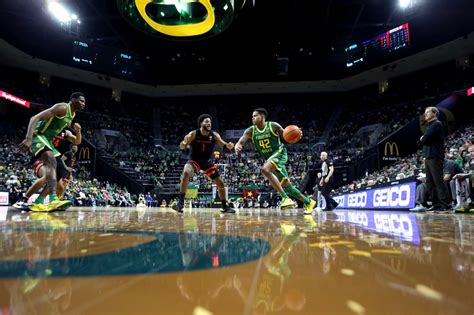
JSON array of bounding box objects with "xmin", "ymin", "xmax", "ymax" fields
[{"xmin": 251, "ymin": 122, "xmax": 285, "ymax": 160}]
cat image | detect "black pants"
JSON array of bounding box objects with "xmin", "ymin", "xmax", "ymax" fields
[
  {"xmin": 425, "ymin": 158, "xmax": 451, "ymax": 208},
  {"xmin": 321, "ymin": 178, "xmax": 339, "ymax": 210}
]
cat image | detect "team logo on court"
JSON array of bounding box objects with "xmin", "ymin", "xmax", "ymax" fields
[{"xmin": 0, "ymin": 230, "xmax": 270, "ymax": 278}]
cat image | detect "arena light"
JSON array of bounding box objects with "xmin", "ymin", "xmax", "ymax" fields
[
  {"xmin": 48, "ymin": 1, "xmax": 76, "ymax": 23},
  {"xmin": 399, "ymin": 0, "xmax": 413, "ymax": 9},
  {"xmin": 468, "ymin": 87, "xmax": 474, "ymax": 96}
]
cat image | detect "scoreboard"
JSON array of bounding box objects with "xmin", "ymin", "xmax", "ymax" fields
[
  {"xmin": 345, "ymin": 23, "xmax": 410, "ymax": 68},
  {"xmin": 71, "ymin": 40, "xmax": 142, "ymax": 79}
]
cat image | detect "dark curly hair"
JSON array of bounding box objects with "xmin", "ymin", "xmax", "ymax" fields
[{"xmin": 197, "ymin": 114, "xmax": 212, "ymax": 127}]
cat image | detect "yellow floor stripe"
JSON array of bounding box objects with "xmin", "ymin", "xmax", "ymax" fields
[
  {"xmin": 349, "ymin": 250, "xmax": 371, "ymax": 257},
  {"xmin": 309, "ymin": 241, "xmax": 354, "ymax": 248},
  {"xmin": 415, "ymin": 284, "xmax": 443, "ymax": 301},
  {"xmin": 371, "ymin": 249, "xmax": 402, "ymax": 255}
]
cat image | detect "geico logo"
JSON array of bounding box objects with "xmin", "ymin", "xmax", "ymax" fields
[
  {"xmin": 347, "ymin": 192, "xmax": 367, "ymax": 207},
  {"xmin": 333, "ymin": 196, "xmax": 345, "ymax": 207},
  {"xmin": 347, "ymin": 212, "xmax": 368, "ymax": 226},
  {"xmin": 374, "ymin": 214, "xmax": 413, "ymax": 237},
  {"xmin": 335, "ymin": 212, "xmax": 346, "ymax": 222},
  {"xmin": 373, "ymin": 185, "xmax": 410, "ymax": 207}
]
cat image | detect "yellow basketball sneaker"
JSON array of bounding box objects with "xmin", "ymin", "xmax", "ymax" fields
[
  {"xmin": 304, "ymin": 198, "xmax": 317, "ymax": 215},
  {"xmin": 280, "ymin": 197, "xmax": 295, "ymax": 210},
  {"xmin": 47, "ymin": 199, "xmax": 72, "ymax": 211},
  {"xmin": 30, "ymin": 203, "xmax": 53, "ymax": 212}
]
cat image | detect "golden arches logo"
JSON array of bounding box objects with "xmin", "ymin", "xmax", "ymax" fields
[
  {"xmin": 384, "ymin": 142, "xmax": 399, "ymax": 156},
  {"xmin": 134, "ymin": 0, "xmax": 215, "ymax": 37},
  {"xmin": 78, "ymin": 147, "xmax": 90, "ymax": 160}
]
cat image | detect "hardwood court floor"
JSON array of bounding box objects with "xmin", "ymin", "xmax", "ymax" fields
[{"xmin": 0, "ymin": 206, "xmax": 473, "ymax": 315}]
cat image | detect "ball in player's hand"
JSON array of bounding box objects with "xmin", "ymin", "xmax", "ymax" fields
[{"xmin": 283, "ymin": 125, "xmax": 302, "ymax": 144}]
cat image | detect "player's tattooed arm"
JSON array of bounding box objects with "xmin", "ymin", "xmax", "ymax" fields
[
  {"xmin": 19, "ymin": 103, "xmax": 68, "ymax": 152},
  {"xmin": 271, "ymin": 122, "xmax": 285, "ymax": 135},
  {"xmin": 180, "ymin": 131, "xmax": 196, "ymax": 150},
  {"xmin": 213, "ymin": 132, "xmax": 234, "ymax": 150},
  {"xmin": 235, "ymin": 127, "xmax": 252, "ymax": 154}
]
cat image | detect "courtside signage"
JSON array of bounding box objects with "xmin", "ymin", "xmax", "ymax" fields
[
  {"xmin": 334, "ymin": 210, "xmax": 420, "ymax": 244},
  {"xmin": 334, "ymin": 182, "xmax": 416, "ymax": 209},
  {"xmin": 0, "ymin": 90, "xmax": 30, "ymax": 108},
  {"xmin": 0, "ymin": 192, "xmax": 9, "ymax": 205}
]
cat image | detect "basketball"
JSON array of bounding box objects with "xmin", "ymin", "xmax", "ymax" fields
[{"xmin": 283, "ymin": 125, "xmax": 302, "ymax": 144}]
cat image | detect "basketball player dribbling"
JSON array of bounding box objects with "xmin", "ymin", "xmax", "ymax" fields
[{"xmin": 235, "ymin": 108, "xmax": 316, "ymax": 214}]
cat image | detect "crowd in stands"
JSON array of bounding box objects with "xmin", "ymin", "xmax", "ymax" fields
[
  {"xmin": 0, "ymin": 135, "xmax": 139, "ymax": 207},
  {"xmin": 278, "ymin": 104, "xmax": 330, "ymax": 143},
  {"xmin": 160, "ymin": 103, "xmax": 213, "ymax": 145},
  {"xmin": 335, "ymin": 124, "xmax": 474, "ymax": 194},
  {"xmin": 65, "ymin": 179, "xmax": 135, "ymax": 207},
  {"xmin": 0, "ymin": 135, "xmax": 32, "ymax": 204},
  {"xmin": 79, "ymin": 111, "xmax": 153, "ymax": 151},
  {"xmin": 328, "ymin": 93, "xmax": 424, "ymax": 150},
  {"xmin": 189, "ymin": 151, "xmax": 313, "ymax": 193},
  {"xmin": 119, "ymin": 148, "xmax": 181, "ymax": 186},
  {"xmin": 1, "ymin": 60, "xmax": 473, "ymax": 209}
]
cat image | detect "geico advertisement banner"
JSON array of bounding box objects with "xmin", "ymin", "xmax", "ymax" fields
[
  {"xmin": 0, "ymin": 192, "xmax": 9, "ymax": 205},
  {"xmin": 334, "ymin": 210, "xmax": 420, "ymax": 245},
  {"xmin": 333, "ymin": 182, "xmax": 416, "ymax": 209}
]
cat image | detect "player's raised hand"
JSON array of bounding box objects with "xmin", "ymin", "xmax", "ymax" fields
[
  {"xmin": 73, "ymin": 123, "xmax": 82, "ymax": 131},
  {"xmin": 180, "ymin": 134, "xmax": 192, "ymax": 150},
  {"xmin": 18, "ymin": 138, "xmax": 32, "ymax": 153},
  {"xmin": 226, "ymin": 142, "xmax": 235, "ymax": 150},
  {"xmin": 183, "ymin": 134, "xmax": 192, "ymax": 145},
  {"xmin": 235, "ymin": 143, "xmax": 243, "ymax": 154}
]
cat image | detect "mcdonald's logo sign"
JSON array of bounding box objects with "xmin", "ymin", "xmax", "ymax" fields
[
  {"xmin": 78, "ymin": 147, "xmax": 90, "ymax": 160},
  {"xmin": 384, "ymin": 142, "xmax": 399, "ymax": 156}
]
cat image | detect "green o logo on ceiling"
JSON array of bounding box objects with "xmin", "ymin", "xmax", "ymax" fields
[{"xmin": 117, "ymin": 0, "xmax": 238, "ymax": 40}]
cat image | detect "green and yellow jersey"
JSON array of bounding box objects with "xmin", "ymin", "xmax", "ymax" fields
[
  {"xmin": 32, "ymin": 103, "xmax": 75, "ymax": 157},
  {"xmin": 251, "ymin": 122, "xmax": 284, "ymax": 160},
  {"xmin": 35, "ymin": 103, "xmax": 75, "ymax": 140}
]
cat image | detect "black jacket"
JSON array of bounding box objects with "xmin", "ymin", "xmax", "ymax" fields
[{"xmin": 420, "ymin": 119, "xmax": 444, "ymax": 160}]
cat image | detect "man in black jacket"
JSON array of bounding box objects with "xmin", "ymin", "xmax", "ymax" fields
[
  {"xmin": 420, "ymin": 106, "xmax": 452, "ymax": 211},
  {"xmin": 319, "ymin": 151, "xmax": 339, "ymax": 210}
]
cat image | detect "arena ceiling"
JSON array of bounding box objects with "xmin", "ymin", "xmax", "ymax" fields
[{"xmin": 0, "ymin": 0, "xmax": 473, "ymax": 84}]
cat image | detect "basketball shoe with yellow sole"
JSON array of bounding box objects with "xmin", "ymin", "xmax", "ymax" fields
[
  {"xmin": 280, "ymin": 197, "xmax": 295, "ymax": 210},
  {"xmin": 304, "ymin": 198, "xmax": 317, "ymax": 215}
]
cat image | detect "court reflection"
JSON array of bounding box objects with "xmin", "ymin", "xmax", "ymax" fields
[{"xmin": 0, "ymin": 207, "xmax": 473, "ymax": 314}]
